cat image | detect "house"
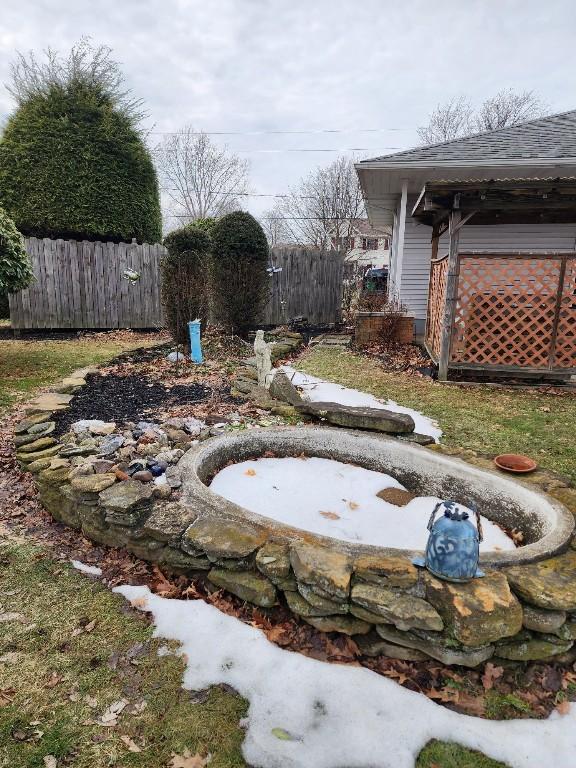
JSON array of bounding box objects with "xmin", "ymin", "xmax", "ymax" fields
[
  {"xmin": 329, "ymin": 219, "xmax": 391, "ymax": 269},
  {"xmin": 355, "ymin": 110, "xmax": 576, "ymax": 379}
]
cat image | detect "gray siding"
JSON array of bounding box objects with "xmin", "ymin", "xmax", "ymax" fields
[{"xmin": 398, "ymin": 220, "xmax": 576, "ymax": 321}]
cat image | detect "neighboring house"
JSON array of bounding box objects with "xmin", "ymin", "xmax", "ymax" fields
[
  {"xmin": 329, "ymin": 219, "xmax": 391, "ymax": 268},
  {"xmin": 356, "ymin": 110, "xmax": 576, "ymax": 335},
  {"xmin": 355, "ymin": 110, "xmax": 576, "ymax": 379}
]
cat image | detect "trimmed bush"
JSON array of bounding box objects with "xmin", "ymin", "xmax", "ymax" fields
[
  {"xmin": 0, "ymin": 205, "xmax": 33, "ymax": 296},
  {"xmin": 210, "ymin": 211, "xmax": 269, "ymax": 334},
  {"xmin": 161, "ymin": 224, "xmax": 211, "ymax": 346},
  {"xmin": 0, "ymin": 43, "xmax": 161, "ymax": 243}
]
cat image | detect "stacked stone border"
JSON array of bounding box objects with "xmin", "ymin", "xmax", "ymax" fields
[{"xmin": 14, "ymin": 361, "xmax": 576, "ymax": 668}]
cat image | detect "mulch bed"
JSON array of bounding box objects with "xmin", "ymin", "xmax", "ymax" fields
[
  {"xmin": 55, "ymin": 372, "xmax": 212, "ymax": 435},
  {"xmin": 359, "ymin": 342, "xmax": 436, "ymax": 376}
]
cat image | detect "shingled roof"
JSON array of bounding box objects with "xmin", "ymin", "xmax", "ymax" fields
[{"xmin": 361, "ymin": 109, "xmax": 576, "ymax": 165}]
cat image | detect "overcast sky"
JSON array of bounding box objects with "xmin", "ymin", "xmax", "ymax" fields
[{"xmin": 1, "ymin": 0, "xmax": 575, "ymax": 219}]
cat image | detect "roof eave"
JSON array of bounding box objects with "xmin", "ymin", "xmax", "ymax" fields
[{"xmin": 356, "ymin": 157, "xmax": 576, "ymax": 171}]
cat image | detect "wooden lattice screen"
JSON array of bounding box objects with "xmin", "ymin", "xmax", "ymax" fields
[
  {"xmin": 447, "ymin": 253, "xmax": 576, "ymax": 372},
  {"xmin": 425, "ymin": 255, "xmax": 448, "ymax": 359}
]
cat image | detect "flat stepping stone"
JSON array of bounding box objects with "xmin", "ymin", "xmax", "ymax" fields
[{"xmin": 295, "ymin": 401, "xmax": 415, "ymax": 434}]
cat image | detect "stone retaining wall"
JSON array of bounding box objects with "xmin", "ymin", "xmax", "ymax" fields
[{"xmin": 14, "ymin": 360, "xmax": 576, "ymax": 668}]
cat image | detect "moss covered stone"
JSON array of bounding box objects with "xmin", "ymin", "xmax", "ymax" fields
[
  {"xmin": 353, "ymin": 554, "xmax": 418, "ymax": 588},
  {"xmin": 505, "ymin": 551, "xmax": 576, "ymax": 611},
  {"xmin": 183, "ymin": 518, "xmax": 267, "ymax": 560},
  {"xmin": 290, "ymin": 543, "xmax": 352, "ymax": 601},
  {"xmin": 303, "ymin": 615, "xmax": 371, "ymax": 636},
  {"xmin": 208, "ymin": 568, "xmax": 276, "ymax": 608},
  {"xmin": 351, "ymin": 583, "xmax": 443, "ymax": 631}
]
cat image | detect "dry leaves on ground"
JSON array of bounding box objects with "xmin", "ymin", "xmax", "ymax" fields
[{"xmin": 169, "ymin": 750, "xmax": 212, "ymax": 767}]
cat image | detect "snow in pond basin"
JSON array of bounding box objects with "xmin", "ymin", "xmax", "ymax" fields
[
  {"xmin": 210, "ymin": 457, "xmax": 514, "ymax": 552},
  {"xmin": 114, "ymin": 584, "xmax": 576, "ymax": 768},
  {"xmin": 280, "ymin": 366, "xmax": 442, "ymax": 442}
]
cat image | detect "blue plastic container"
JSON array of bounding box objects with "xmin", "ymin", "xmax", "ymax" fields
[{"xmin": 188, "ymin": 319, "xmax": 203, "ymax": 364}]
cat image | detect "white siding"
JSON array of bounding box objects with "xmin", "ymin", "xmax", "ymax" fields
[{"xmin": 398, "ymin": 219, "xmax": 576, "ymax": 321}]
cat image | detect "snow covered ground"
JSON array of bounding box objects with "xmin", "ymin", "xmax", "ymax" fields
[
  {"xmin": 210, "ymin": 456, "xmax": 514, "ymax": 552},
  {"xmin": 71, "ymin": 559, "xmax": 103, "ymax": 576},
  {"xmin": 280, "ymin": 366, "xmax": 442, "ymax": 442},
  {"xmin": 115, "ymin": 584, "xmax": 576, "ymax": 768}
]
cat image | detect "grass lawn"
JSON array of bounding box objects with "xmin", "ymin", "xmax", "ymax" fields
[
  {"xmin": 0, "ymin": 333, "xmax": 162, "ymax": 415},
  {"xmin": 0, "ymin": 335, "xmax": 509, "ymax": 767},
  {"xmin": 297, "ymin": 346, "xmax": 576, "ymax": 484}
]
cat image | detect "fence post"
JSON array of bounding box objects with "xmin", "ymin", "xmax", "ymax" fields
[{"xmin": 438, "ymin": 208, "xmax": 461, "ymax": 381}]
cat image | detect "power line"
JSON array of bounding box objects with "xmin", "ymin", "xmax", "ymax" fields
[
  {"xmin": 149, "ymin": 127, "xmax": 408, "ymax": 136},
  {"xmin": 156, "ymin": 146, "xmax": 399, "ymax": 154}
]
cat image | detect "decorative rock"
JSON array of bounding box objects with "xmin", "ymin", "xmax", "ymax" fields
[
  {"xmin": 355, "ymin": 632, "xmax": 429, "ymax": 661},
  {"xmin": 69, "ymin": 463, "xmax": 96, "ymax": 479},
  {"xmin": 15, "ymin": 432, "xmax": 47, "ymax": 447},
  {"xmin": 297, "ymin": 584, "xmax": 348, "ymax": 614},
  {"xmin": 71, "ymin": 473, "xmax": 117, "ymax": 494},
  {"xmin": 98, "ymin": 435, "xmax": 124, "ymax": 456},
  {"xmin": 268, "ymin": 370, "xmax": 303, "ymax": 406},
  {"xmin": 28, "ymin": 420, "xmax": 55, "ymax": 435},
  {"xmin": 152, "ymin": 484, "xmax": 173, "ymax": 499},
  {"xmin": 522, "ymin": 605, "xmax": 566, "ymax": 633},
  {"xmin": 38, "ymin": 465, "xmax": 71, "ymax": 485},
  {"xmin": 256, "ymin": 541, "xmax": 291, "ymax": 580},
  {"xmin": 353, "ymin": 555, "xmax": 418, "ymax": 588},
  {"xmin": 59, "ymin": 442, "xmax": 98, "ymax": 458},
  {"xmin": 142, "ymin": 503, "xmax": 196, "ymax": 543},
  {"xmin": 154, "ymin": 448, "xmax": 184, "ymax": 465},
  {"xmin": 396, "ymin": 433, "xmax": 436, "ymax": 447},
  {"xmin": 54, "ymin": 377, "xmax": 86, "ymax": 394},
  {"xmin": 17, "ymin": 436, "xmax": 57, "ymax": 453},
  {"xmin": 290, "ymin": 543, "xmax": 352, "ymax": 601},
  {"xmin": 295, "ymin": 401, "xmax": 415, "ymax": 434},
  {"xmin": 89, "ymin": 422, "xmax": 117, "ymax": 436},
  {"xmin": 554, "ymin": 620, "xmax": 576, "ymax": 640},
  {"xmin": 132, "ymin": 470, "xmax": 153, "ymax": 483},
  {"xmin": 303, "ymin": 615, "xmax": 371, "ymax": 636},
  {"xmin": 25, "ymin": 393, "xmax": 73, "ymax": 413},
  {"xmin": 165, "ymin": 466, "xmax": 182, "ymax": 488},
  {"xmin": 167, "ymin": 351, "xmax": 186, "ymax": 363},
  {"xmin": 424, "ymin": 572, "xmax": 522, "ymax": 646},
  {"xmin": 350, "ymin": 604, "xmax": 390, "ymax": 624},
  {"xmin": 92, "ymin": 459, "xmax": 115, "ymax": 474},
  {"xmin": 183, "ymin": 417, "xmax": 204, "ymax": 437},
  {"xmin": 505, "ymin": 551, "xmax": 576, "ymax": 611},
  {"xmin": 149, "ymin": 464, "xmax": 165, "ymax": 477},
  {"xmin": 375, "ymin": 624, "xmax": 494, "ymax": 668},
  {"xmin": 17, "ymin": 445, "xmax": 61, "ymax": 464},
  {"xmin": 164, "ymin": 427, "xmax": 192, "ymax": 445},
  {"xmin": 208, "ymin": 568, "xmax": 276, "ymax": 608},
  {"xmin": 26, "ymin": 456, "xmax": 55, "ymax": 473},
  {"xmin": 495, "ymin": 635, "xmax": 573, "ymax": 661},
  {"xmin": 99, "ymin": 480, "xmax": 154, "ymax": 525},
  {"xmin": 15, "ymin": 412, "xmax": 54, "ymax": 434},
  {"xmin": 351, "ymin": 583, "xmax": 443, "ymax": 631},
  {"xmin": 182, "ymin": 518, "xmax": 267, "ymax": 560},
  {"xmin": 161, "ymin": 548, "xmax": 210, "ymax": 571}
]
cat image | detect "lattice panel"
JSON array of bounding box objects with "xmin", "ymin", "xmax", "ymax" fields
[
  {"xmin": 450, "ymin": 256, "xmax": 562, "ymax": 368},
  {"xmin": 425, "ymin": 257, "xmax": 448, "ymax": 360},
  {"xmin": 553, "ymin": 257, "xmax": 576, "ymax": 369}
]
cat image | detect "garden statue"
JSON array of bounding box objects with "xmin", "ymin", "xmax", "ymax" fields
[
  {"xmin": 254, "ymin": 329, "xmax": 273, "ymax": 388},
  {"xmin": 413, "ymin": 500, "xmax": 485, "ymax": 582}
]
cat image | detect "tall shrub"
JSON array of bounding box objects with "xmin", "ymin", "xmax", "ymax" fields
[
  {"xmin": 0, "ymin": 205, "xmax": 33, "ymax": 295},
  {"xmin": 161, "ymin": 224, "xmax": 211, "ymax": 346},
  {"xmin": 0, "ymin": 41, "xmax": 161, "ymax": 243},
  {"xmin": 210, "ymin": 211, "xmax": 269, "ymax": 334}
]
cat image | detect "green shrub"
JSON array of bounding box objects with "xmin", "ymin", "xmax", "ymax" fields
[
  {"xmin": 210, "ymin": 211, "xmax": 269, "ymax": 334},
  {"xmin": 161, "ymin": 224, "xmax": 211, "ymax": 346},
  {"xmin": 0, "ymin": 205, "xmax": 33, "ymax": 296},
  {"xmin": 0, "ymin": 42, "xmax": 161, "ymax": 243}
]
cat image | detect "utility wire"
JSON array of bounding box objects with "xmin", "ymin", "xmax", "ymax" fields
[{"xmin": 149, "ymin": 127, "xmax": 408, "ymax": 136}]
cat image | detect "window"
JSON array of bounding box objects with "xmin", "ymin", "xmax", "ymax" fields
[{"xmin": 362, "ymin": 237, "xmax": 379, "ymax": 250}]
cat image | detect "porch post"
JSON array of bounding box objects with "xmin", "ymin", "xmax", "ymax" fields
[
  {"xmin": 394, "ymin": 179, "xmax": 409, "ymax": 298},
  {"xmin": 438, "ymin": 205, "xmax": 462, "ymax": 381}
]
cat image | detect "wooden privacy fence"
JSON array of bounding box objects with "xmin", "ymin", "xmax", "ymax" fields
[
  {"xmin": 425, "ymin": 252, "xmax": 576, "ymax": 374},
  {"xmin": 262, "ymin": 246, "xmax": 344, "ymax": 326},
  {"xmin": 9, "ymin": 239, "xmax": 344, "ymax": 330},
  {"xmin": 9, "ymin": 238, "xmax": 166, "ymax": 329}
]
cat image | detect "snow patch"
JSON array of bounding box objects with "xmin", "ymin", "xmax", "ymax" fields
[
  {"xmin": 71, "ymin": 560, "xmax": 102, "ymax": 576},
  {"xmin": 210, "ymin": 456, "xmax": 514, "ymax": 552},
  {"xmin": 114, "ymin": 585, "xmax": 576, "ymax": 768},
  {"xmin": 281, "ymin": 366, "xmax": 442, "ymax": 442}
]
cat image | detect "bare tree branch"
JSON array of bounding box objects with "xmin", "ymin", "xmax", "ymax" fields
[
  {"xmin": 156, "ymin": 127, "xmax": 250, "ymax": 222},
  {"xmin": 417, "ymin": 96, "xmax": 474, "ymax": 145},
  {"xmin": 279, "ymin": 156, "xmax": 365, "ymax": 251},
  {"xmin": 260, "ymin": 201, "xmax": 291, "ymax": 246},
  {"xmin": 474, "ymin": 89, "xmax": 547, "ymax": 131}
]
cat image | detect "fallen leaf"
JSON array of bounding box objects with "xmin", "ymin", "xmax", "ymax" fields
[
  {"xmin": 271, "ymin": 727, "xmax": 299, "ymax": 741},
  {"xmin": 556, "ymin": 700, "xmax": 571, "ymax": 715},
  {"xmin": 120, "ymin": 734, "xmax": 141, "ymax": 752},
  {"xmin": 45, "ymin": 671, "xmax": 63, "ymax": 688},
  {"xmin": 84, "ymin": 619, "xmax": 97, "ymax": 632},
  {"xmin": 244, "ymin": 468, "xmax": 256, "ymax": 476},
  {"xmin": 0, "ymin": 612, "xmax": 24, "ymax": 622},
  {"xmin": 169, "ymin": 750, "xmax": 212, "ymax": 767},
  {"xmin": 347, "ymin": 501, "xmax": 359, "ymax": 510},
  {"xmin": 130, "ymin": 596, "xmax": 148, "ymax": 609},
  {"xmin": 43, "ymin": 757, "xmax": 57, "ymax": 768},
  {"xmin": 481, "ymin": 662, "xmax": 504, "ymax": 690},
  {"xmin": 99, "ymin": 698, "xmax": 129, "ymax": 726},
  {"xmin": 0, "ymin": 687, "xmax": 16, "ymax": 706},
  {"xmin": 319, "ymin": 511, "xmax": 340, "ymax": 520}
]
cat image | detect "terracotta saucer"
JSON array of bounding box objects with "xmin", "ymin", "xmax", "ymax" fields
[{"xmin": 494, "ymin": 454, "xmax": 537, "ymax": 474}]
